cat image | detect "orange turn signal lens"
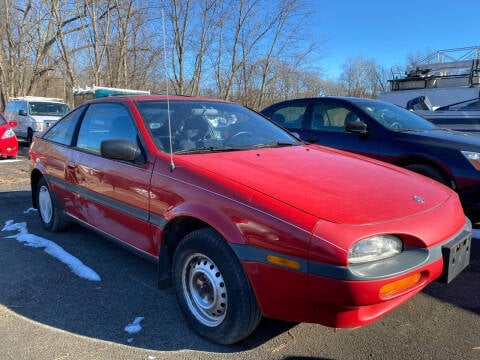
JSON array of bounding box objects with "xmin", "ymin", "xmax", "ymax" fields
[
  {"xmin": 379, "ymin": 272, "xmax": 421, "ymax": 298},
  {"xmin": 266, "ymin": 255, "xmax": 301, "ymax": 270}
]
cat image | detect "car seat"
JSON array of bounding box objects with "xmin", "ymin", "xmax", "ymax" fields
[{"xmin": 177, "ymin": 115, "xmax": 209, "ymax": 150}]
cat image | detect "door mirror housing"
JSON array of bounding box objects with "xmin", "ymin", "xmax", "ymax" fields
[
  {"xmin": 100, "ymin": 139, "xmax": 145, "ymax": 164},
  {"xmin": 345, "ymin": 120, "xmax": 367, "ymax": 134}
]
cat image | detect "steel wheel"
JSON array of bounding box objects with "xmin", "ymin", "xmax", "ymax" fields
[
  {"xmin": 172, "ymin": 228, "xmax": 261, "ymax": 344},
  {"xmin": 36, "ymin": 177, "xmax": 70, "ymax": 232},
  {"xmin": 181, "ymin": 253, "xmax": 227, "ymax": 327},
  {"xmin": 38, "ymin": 184, "xmax": 53, "ymax": 224}
]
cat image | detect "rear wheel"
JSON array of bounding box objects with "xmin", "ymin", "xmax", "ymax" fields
[
  {"xmin": 36, "ymin": 177, "xmax": 70, "ymax": 232},
  {"xmin": 27, "ymin": 128, "xmax": 34, "ymax": 144},
  {"xmin": 405, "ymin": 164, "xmax": 449, "ymax": 186},
  {"xmin": 172, "ymin": 228, "xmax": 261, "ymax": 344}
]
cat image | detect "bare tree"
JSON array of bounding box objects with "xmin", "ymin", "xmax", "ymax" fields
[
  {"xmin": 0, "ymin": 0, "xmax": 329, "ymax": 110},
  {"xmin": 339, "ymin": 56, "xmax": 388, "ymax": 98}
]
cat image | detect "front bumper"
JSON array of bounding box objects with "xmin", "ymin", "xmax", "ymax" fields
[{"xmin": 236, "ymin": 219, "xmax": 472, "ymax": 327}]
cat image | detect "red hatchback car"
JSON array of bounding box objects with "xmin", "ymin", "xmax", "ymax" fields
[
  {"xmin": 29, "ymin": 95, "xmax": 471, "ymax": 344},
  {"xmin": 0, "ymin": 113, "xmax": 18, "ymax": 158}
]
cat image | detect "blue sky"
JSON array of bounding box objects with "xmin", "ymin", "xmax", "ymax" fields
[{"xmin": 309, "ymin": 0, "xmax": 480, "ymax": 78}]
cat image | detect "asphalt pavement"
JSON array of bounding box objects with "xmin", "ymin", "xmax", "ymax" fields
[{"xmin": 0, "ymin": 145, "xmax": 479, "ymax": 360}]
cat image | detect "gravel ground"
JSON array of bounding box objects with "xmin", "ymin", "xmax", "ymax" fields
[{"xmin": 0, "ymin": 143, "xmax": 31, "ymax": 193}]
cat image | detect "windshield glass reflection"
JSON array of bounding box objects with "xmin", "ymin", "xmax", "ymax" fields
[
  {"xmin": 136, "ymin": 100, "xmax": 300, "ymax": 153},
  {"xmin": 353, "ymin": 99, "xmax": 438, "ymax": 132}
]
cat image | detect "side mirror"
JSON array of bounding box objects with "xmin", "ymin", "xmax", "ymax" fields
[
  {"xmin": 345, "ymin": 120, "xmax": 367, "ymax": 134},
  {"xmin": 100, "ymin": 139, "xmax": 145, "ymax": 164},
  {"xmin": 19, "ymin": 109, "xmax": 27, "ymax": 116},
  {"xmin": 8, "ymin": 121, "xmax": 18, "ymax": 127}
]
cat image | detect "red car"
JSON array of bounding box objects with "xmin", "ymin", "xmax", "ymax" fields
[
  {"xmin": 0, "ymin": 113, "xmax": 18, "ymax": 158},
  {"xmin": 29, "ymin": 95, "xmax": 471, "ymax": 344}
]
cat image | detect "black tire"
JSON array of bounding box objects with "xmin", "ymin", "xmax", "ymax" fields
[
  {"xmin": 36, "ymin": 177, "xmax": 70, "ymax": 232},
  {"xmin": 27, "ymin": 128, "xmax": 34, "ymax": 144},
  {"xmin": 405, "ymin": 164, "xmax": 449, "ymax": 186},
  {"xmin": 172, "ymin": 228, "xmax": 261, "ymax": 344}
]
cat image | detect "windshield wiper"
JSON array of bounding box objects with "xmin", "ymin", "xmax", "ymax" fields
[
  {"xmin": 175, "ymin": 146, "xmax": 242, "ymax": 154},
  {"xmin": 396, "ymin": 128, "xmax": 423, "ymax": 132},
  {"xmin": 252, "ymin": 141, "xmax": 300, "ymax": 149}
]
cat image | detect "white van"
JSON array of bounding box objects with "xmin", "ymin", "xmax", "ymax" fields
[{"xmin": 4, "ymin": 96, "xmax": 70, "ymax": 142}]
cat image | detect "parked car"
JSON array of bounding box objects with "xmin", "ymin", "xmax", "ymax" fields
[
  {"xmin": 4, "ymin": 96, "xmax": 70, "ymax": 142},
  {"xmin": 261, "ymin": 96, "xmax": 480, "ymax": 223},
  {"xmin": 412, "ymin": 97, "xmax": 480, "ymax": 133},
  {"xmin": 30, "ymin": 95, "xmax": 471, "ymax": 344},
  {"xmin": 0, "ymin": 113, "xmax": 18, "ymax": 158}
]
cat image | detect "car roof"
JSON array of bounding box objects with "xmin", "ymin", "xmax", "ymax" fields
[
  {"xmin": 262, "ymin": 96, "xmax": 390, "ymax": 110},
  {"xmin": 85, "ymin": 94, "xmax": 232, "ymax": 104},
  {"xmin": 271, "ymin": 96, "xmax": 381, "ymax": 103}
]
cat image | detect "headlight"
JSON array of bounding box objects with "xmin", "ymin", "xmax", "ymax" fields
[
  {"xmin": 1, "ymin": 128, "xmax": 16, "ymax": 139},
  {"xmin": 461, "ymin": 151, "xmax": 480, "ymax": 170},
  {"xmin": 348, "ymin": 235, "xmax": 403, "ymax": 264},
  {"xmin": 32, "ymin": 122, "xmax": 44, "ymax": 131}
]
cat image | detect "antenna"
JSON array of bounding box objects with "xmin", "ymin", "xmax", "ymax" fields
[{"xmin": 162, "ymin": 8, "xmax": 175, "ymax": 172}]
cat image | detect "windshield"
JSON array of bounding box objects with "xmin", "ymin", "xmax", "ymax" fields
[
  {"xmin": 29, "ymin": 102, "xmax": 70, "ymax": 116},
  {"xmin": 136, "ymin": 99, "xmax": 300, "ymax": 153},
  {"xmin": 438, "ymin": 98, "xmax": 480, "ymax": 111},
  {"xmin": 353, "ymin": 99, "xmax": 438, "ymax": 131}
]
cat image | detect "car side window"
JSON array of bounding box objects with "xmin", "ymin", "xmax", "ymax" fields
[
  {"xmin": 269, "ymin": 102, "xmax": 307, "ymax": 129},
  {"xmin": 77, "ymin": 103, "xmax": 138, "ymax": 154},
  {"xmin": 308, "ymin": 103, "xmax": 353, "ymax": 132},
  {"xmin": 42, "ymin": 106, "xmax": 84, "ymax": 146},
  {"xmin": 19, "ymin": 101, "xmax": 28, "ymax": 115}
]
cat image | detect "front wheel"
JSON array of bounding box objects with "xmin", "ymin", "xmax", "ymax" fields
[
  {"xmin": 36, "ymin": 177, "xmax": 70, "ymax": 232},
  {"xmin": 405, "ymin": 163, "xmax": 449, "ymax": 186},
  {"xmin": 172, "ymin": 228, "xmax": 261, "ymax": 344},
  {"xmin": 27, "ymin": 128, "xmax": 34, "ymax": 144}
]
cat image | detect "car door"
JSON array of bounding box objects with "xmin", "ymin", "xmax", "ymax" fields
[
  {"xmin": 270, "ymin": 99, "xmax": 400, "ymax": 162},
  {"xmin": 69, "ymin": 102, "xmax": 156, "ymax": 255}
]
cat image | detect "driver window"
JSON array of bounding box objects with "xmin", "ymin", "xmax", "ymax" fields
[
  {"xmin": 308, "ymin": 103, "xmax": 351, "ymax": 132},
  {"xmin": 77, "ymin": 103, "xmax": 138, "ymax": 154}
]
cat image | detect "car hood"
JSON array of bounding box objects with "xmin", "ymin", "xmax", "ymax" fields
[
  {"xmin": 180, "ymin": 145, "xmax": 453, "ymax": 225},
  {"xmin": 402, "ymin": 128, "xmax": 480, "ymax": 148},
  {"xmin": 32, "ymin": 115, "xmax": 62, "ymax": 121}
]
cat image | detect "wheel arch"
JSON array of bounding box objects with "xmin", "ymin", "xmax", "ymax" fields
[
  {"xmin": 30, "ymin": 168, "xmax": 44, "ymax": 208},
  {"xmin": 394, "ymin": 156, "xmax": 454, "ymax": 188},
  {"xmin": 157, "ymin": 203, "xmax": 249, "ymax": 289}
]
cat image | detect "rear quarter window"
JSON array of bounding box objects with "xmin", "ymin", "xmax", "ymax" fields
[{"xmin": 42, "ymin": 106, "xmax": 85, "ymax": 146}]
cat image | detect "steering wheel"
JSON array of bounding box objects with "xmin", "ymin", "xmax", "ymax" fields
[
  {"xmin": 225, "ymin": 131, "xmax": 253, "ymax": 146},
  {"xmin": 389, "ymin": 122, "xmax": 402, "ymax": 130}
]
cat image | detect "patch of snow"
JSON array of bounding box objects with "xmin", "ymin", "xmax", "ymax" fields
[
  {"xmin": 124, "ymin": 316, "xmax": 144, "ymax": 334},
  {"xmin": 2, "ymin": 220, "xmax": 101, "ymax": 282},
  {"xmin": 23, "ymin": 208, "xmax": 37, "ymax": 214}
]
